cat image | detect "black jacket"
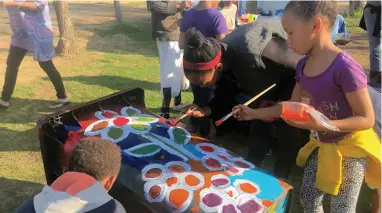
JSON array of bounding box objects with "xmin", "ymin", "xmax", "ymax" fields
[
  {"xmin": 208, "ymin": 18, "xmax": 303, "ymax": 117},
  {"xmin": 147, "ymin": 1, "xmax": 180, "ymax": 41}
]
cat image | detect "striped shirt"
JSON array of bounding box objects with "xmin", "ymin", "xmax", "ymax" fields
[{"xmin": 7, "ymin": 0, "xmax": 55, "ymax": 62}]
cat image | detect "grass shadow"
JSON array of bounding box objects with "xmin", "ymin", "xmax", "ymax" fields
[
  {"xmin": 60, "ymin": 75, "xmax": 160, "ymax": 92},
  {"xmin": 0, "ymin": 177, "xmax": 44, "ymax": 213},
  {"xmin": 85, "ymin": 21, "xmax": 158, "ymax": 58}
]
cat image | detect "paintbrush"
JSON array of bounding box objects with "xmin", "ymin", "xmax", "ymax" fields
[
  {"xmin": 171, "ymin": 107, "xmax": 198, "ymax": 126},
  {"xmin": 215, "ymin": 83, "xmax": 277, "ymax": 126}
]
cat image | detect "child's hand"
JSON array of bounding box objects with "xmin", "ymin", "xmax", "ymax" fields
[
  {"xmin": 232, "ymin": 105, "xmax": 256, "ymax": 121},
  {"xmin": 183, "ymin": 104, "xmax": 210, "ymax": 118}
]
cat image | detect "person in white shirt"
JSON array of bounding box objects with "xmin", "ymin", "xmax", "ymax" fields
[{"xmin": 217, "ymin": 1, "xmax": 237, "ymax": 32}]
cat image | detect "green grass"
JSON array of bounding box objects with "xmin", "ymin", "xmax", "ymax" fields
[
  {"xmin": 343, "ymin": 8, "xmax": 365, "ymax": 34},
  {"xmin": 0, "ymin": 21, "xmax": 192, "ymax": 213}
]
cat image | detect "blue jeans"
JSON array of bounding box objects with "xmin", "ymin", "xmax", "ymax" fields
[{"xmin": 364, "ymin": 7, "xmax": 381, "ymax": 72}]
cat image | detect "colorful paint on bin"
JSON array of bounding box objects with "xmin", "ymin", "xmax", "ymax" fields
[{"xmin": 65, "ymin": 105, "xmax": 292, "ymax": 213}]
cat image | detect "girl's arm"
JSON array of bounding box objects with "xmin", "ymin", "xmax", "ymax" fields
[
  {"xmin": 331, "ymin": 88, "xmax": 375, "ymax": 132},
  {"xmin": 232, "ymin": 83, "xmax": 300, "ymax": 120},
  {"xmin": 3, "ymin": 1, "xmax": 41, "ymax": 11}
]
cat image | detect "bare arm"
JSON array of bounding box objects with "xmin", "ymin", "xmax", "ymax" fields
[
  {"xmin": 179, "ymin": 31, "xmax": 185, "ymax": 49},
  {"xmin": 3, "ymin": 1, "xmax": 40, "ymax": 11},
  {"xmin": 215, "ymin": 33, "xmax": 226, "ymax": 41},
  {"xmin": 331, "ymin": 88, "xmax": 375, "ymax": 132}
]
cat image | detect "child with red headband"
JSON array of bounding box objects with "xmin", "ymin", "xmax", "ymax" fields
[{"xmin": 179, "ymin": 0, "xmax": 228, "ymax": 138}]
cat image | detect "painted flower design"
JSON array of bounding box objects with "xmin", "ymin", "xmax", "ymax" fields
[
  {"xmin": 84, "ymin": 106, "xmax": 159, "ymax": 143},
  {"xmin": 84, "ymin": 106, "xmax": 198, "ymax": 161}
]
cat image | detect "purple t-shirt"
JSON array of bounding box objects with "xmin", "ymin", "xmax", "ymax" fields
[
  {"xmin": 296, "ymin": 52, "xmax": 367, "ymax": 142},
  {"xmin": 180, "ymin": 8, "xmax": 228, "ymax": 38}
]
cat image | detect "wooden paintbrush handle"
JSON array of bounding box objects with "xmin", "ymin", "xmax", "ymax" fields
[{"xmin": 243, "ymin": 83, "xmax": 276, "ymax": 106}]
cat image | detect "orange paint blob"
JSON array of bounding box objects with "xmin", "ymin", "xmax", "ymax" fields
[
  {"xmin": 262, "ymin": 200, "xmax": 274, "ymax": 208},
  {"xmin": 166, "ymin": 177, "xmax": 178, "ymax": 187},
  {"xmin": 149, "ymin": 185, "xmax": 161, "ymax": 199},
  {"xmin": 169, "ymin": 189, "xmax": 189, "ymax": 209},
  {"xmin": 240, "ymin": 183, "xmax": 257, "ymax": 193},
  {"xmin": 227, "ymin": 191, "xmax": 234, "ymax": 197},
  {"xmin": 185, "ymin": 175, "xmax": 200, "ymax": 187},
  {"xmin": 92, "ymin": 121, "xmax": 108, "ymax": 131},
  {"xmin": 145, "ymin": 168, "xmax": 162, "ymax": 178},
  {"xmin": 190, "ymin": 206, "xmax": 199, "ymax": 213},
  {"xmin": 279, "ymin": 180, "xmax": 293, "ymax": 190},
  {"xmin": 169, "ymin": 165, "xmax": 186, "ymax": 173}
]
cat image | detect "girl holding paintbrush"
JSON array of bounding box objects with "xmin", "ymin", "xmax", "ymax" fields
[
  {"xmin": 182, "ymin": 17, "xmax": 304, "ymax": 178},
  {"xmin": 233, "ymin": 2, "xmax": 381, "ymax": 212}
]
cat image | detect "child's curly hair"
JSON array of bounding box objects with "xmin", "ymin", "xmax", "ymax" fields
[
  {"xmin": 285, "ymin": 1, "xmax": 337, "ymax": 28},
  {"xmin": 67, "ymin": 138, "xmax": 121, "ymax": 181}
]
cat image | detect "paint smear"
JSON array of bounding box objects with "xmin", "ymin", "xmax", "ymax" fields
[
  {"xmin": 206, "ymin": 158, "xmax": 221, "ymax": 168},
  {"xmin": 222, "ymin": 204, "xmax": 238, "ymax": 213},
  {"xmin": 234, "ymin": 161, "xmax": 250, "ymax": 169},
  {"xmin": 108, "ymin": 127, "xmax": 123, "ymax": 139},
  {"xmin": 166, "ymin": 177, "xmax": 178, "ymax": 187},
  {"xmin": 212, "ymin": 178, "xmax": 229, "ymax": 187},
  {"xmin": 190, "ymin": 206, "xmax": 199, "ymax": 213},
  {"xmin": 102, "ymin": 111, "xmax": 116, "ymax": 118},
  {"xmin": 240, "ymin": 183, "xmax": 257, "ymax": 194},
  {"xmin": 226, "ymin": 165, "xmax": 239, "ymax": 173},
  {"xmin": 145, "ymin": 168, "xmax": 162, "ymax": 178},
  {"xmin": 92, "ymin": 120, "xmax": 108, "ymax": 131},
  {"xmin": 113, "ymin": 117, "xmax": 129, "ymax": 126},
  {"xmin": 185, "ymin": 174, "xmax": 200, "ymax": 187},
  {"xmin": 202, "ymin": 193, "xmax": 222, "ymax": 207},
  {"xmin": 237, "ymin": 199, "xmax": 262, "ymax": 213},
  {"xmin": 262, "ymin": 200, "xmax": 274, "ymax": 208},
  {"xmin": 169, "ymin": 189, "xmax": 189, "ymax": 209},
  {"xmin": 227, "ymin": 191, "xmax": 234, "ymax": 197},
  {"xmin": 169, "ymin": 165, "xmax": 186, "ymax": 173},
  {"xmin": 200, "ymin": 145, "xmax": 214, "ymax": 152},
  {"xmin": 218, "ymin": 155, "xmax": 229, "ymax": 161},
  {"xmin": 149, "ymin": 185, "xmax": 161, "ymax": 199}
]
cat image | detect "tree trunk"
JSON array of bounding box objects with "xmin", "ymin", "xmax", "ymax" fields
[
  {"xmin": 53, "ymin": 0, "xmax": 76, "ymax": 55},
  {"xmin": 349, "ymin": 1, "xmax": 363, "ymax": 15},
  {"xmin": 114, "ymin": 0, "xmax": 123, "ymax": 24}
]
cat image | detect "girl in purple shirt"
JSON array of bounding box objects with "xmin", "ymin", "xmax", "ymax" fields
[
  {"xmin": 0, "ymin": 0, "xmax": 68, "ymax": 109},
  {"xmin": 233, "ymin": 2, "xmax": 379, "ymax": 213}
]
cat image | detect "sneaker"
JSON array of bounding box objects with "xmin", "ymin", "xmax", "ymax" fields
[
  {"xmin": 0, "ymin": 99, "xmax": 9, "ymax": 109},
  {"xmin": 173, "ymin": 103, "xmax": 189, "ymax": 112},
  {"xmin": 49, "ymin": 98, "xmax": 70, "ymax": 109}
]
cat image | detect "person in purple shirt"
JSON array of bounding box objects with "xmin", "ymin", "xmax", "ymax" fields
[
  {"xmin": 234, "ymin": 2, "xmax": 377, "ymax": 213},
  {"xmin": 179, "ymin": 0, "xmax": 228, "ymax": 137},
  {"xmin": 0, "ymin": 0, "xmax": 68, "ymax": 109}
]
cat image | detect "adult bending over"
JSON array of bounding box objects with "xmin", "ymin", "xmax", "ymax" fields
[
  {"xmin": 0, "ymin": 0, "xmax": 69, "ymax": 109},
  {"xmin": 182, "ymin": 18, "xmax": 303, "ymax": 178}
]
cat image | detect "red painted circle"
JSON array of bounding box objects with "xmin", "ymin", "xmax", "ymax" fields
[
  {"xmin": 113, "ymin": 117, "xmax": 129, "ymax": 126},
  {"xmin": 200, "ymin": 145, "xmax": 215, "ymax": 153},
  {"xmin": 206, "ymin": 158, "xmax": 221, "ymax": 168},
  {"xmin": 218, "ymin": 155, "xmax": 228, "ymax": 161},
  {"xmin": 102, "ymin": 111, "xmax": 116, "ymax": 118},
  {"xmin": 234, "ymin": 161, "xmax": 250, "ymax": 169},
  {"xmin": 226, "ymin": 165, "xmax": 239, "ymax": 173}
]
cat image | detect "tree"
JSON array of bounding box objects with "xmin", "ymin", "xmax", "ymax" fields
[
  {"xmin": 114, "ymin": 0, "xmax": 123, "ymax": 24},
  {"xmin": 349, "ymin": 1, "xmax": 363, "ymax": 15},
  {"xmin": 53, "ymin": 0, "xmax": 77, "ymax": 55}
]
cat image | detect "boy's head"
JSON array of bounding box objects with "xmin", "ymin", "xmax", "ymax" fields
[
  {"xmin": 67, "ymin": 138, "xmax": 122, "ymax": 191},
  {"xmin": 282, "ymin": 1, "xmax": 337, "ymax": 55}
]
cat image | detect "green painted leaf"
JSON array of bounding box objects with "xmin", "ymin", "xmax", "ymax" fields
[
  {"xmin": 125, "ymin": 108, "xmax": 136, "ymax": 116},
  {"xmin": 108, "ymin": 127, "xmax": 124, "ymax": 139},
  {"xmin": 173, "ymin": 127, "xmax": 188, "ymax": 145},
  {"xmin": 130, "ymin": 124, "xmax": 149, "ymax": 131},
  {"xmin": 129, "ymin": 143, "xmax": 161, "ymax": 156},
  {"xmin": 134, "ymin": 116, "xmax": 157, "ymax": 122}
]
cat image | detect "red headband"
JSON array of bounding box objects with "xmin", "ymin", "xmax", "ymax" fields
[{"xmin": 183, "ymin": 50, "xmax": 222, "ymax": 71}]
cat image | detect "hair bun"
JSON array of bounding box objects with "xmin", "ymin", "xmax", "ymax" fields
[{"xmin": 185, "ymin": 28, "xmax": 205, "ymax": 49}]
